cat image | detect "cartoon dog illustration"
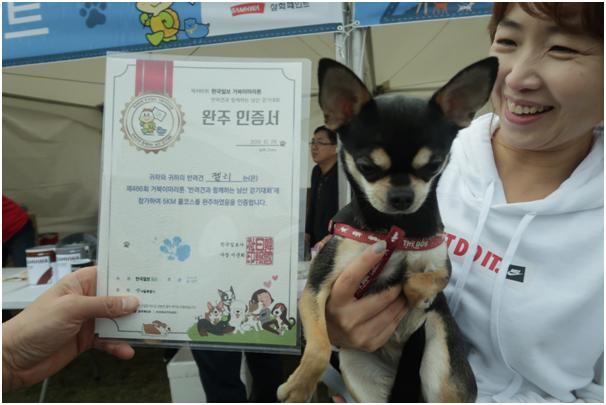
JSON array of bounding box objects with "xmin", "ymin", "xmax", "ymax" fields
[
  {"xmin": 271, "ymin": 303, "xmax": 296, "ymax": 336},
  {"xmin": 218, "ymin": 286, "xmax": 236, "ymax": 310},
  {"xmin": 207, "ymin": 301, "xmax": 226, "ymax": 324},
  {"xmin": 229, "ymin": 300, "xmax": 251, "ymax": 334},
  {"xmin": 143, "ymin": 320, "xmax": 171, "ymax": 336},
  {"xmin": 245, "ymin": 299, "xmax": 263, "ymax": 332},
  {"xmin": 197, "ymin": 301, "xmax": 234, "ymax": 336}
]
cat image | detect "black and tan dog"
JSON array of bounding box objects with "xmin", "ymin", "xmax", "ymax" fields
[{"xmin": 277, "ymin": 57, "xmax": 498, "ymax": 402}]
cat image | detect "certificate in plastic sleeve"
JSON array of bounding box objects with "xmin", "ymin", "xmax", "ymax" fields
[{"xmin": 95, "ymin": 53, "xmax": 310, "ymax": 353}]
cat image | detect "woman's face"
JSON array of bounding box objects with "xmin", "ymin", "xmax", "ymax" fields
[
  {"xmin": 489, "ymin": 4, "xmax": 603, "ymax": 151},
  {"xmin": 258, "ymin": 292, "xmax": 272, "ymax": 308}
]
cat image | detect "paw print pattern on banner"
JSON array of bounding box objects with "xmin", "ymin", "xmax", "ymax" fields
[
  {"xmin": 160, "ymin": 236, "xmax": 191, "ymax": 262},
  {"xmin": 79, "ymin": 2, "xmax": 107, "ymax": 28}
]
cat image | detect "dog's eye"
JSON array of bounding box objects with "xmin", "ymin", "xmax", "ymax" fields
[
  {"xmin": 423, "ymin": 159, "xmax": 443, "ymax": 173},
  {"xmin": 356, "ymin": 159, "xmax": 381, "ymax": 179},
  {"xmin": 416, "ymin": 159, "xmax": 444, "ymax": 179}
]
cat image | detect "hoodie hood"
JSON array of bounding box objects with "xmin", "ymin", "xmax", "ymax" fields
[{"xmin": 452, "ymin": 113, "xmax": 604, "ymax": 215}]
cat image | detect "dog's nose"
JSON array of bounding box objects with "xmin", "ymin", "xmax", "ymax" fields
[{"xmin": 388, "ymin": 188, "xmax": 414, "ymax": 210}]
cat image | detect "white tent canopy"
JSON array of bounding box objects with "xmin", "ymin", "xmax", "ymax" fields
[{"xmin": 3, "ymin": 13, "xmax": 492, "ymax": 237}]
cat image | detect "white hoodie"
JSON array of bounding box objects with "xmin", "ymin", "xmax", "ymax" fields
[{"xmin": 438, "ymin": 113, "xmax": 604, "ymax": 402}]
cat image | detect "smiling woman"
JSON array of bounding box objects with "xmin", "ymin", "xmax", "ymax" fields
[
  {"xmin": 488, "ymin": 3, "xmax": 603, "ymax": 153},
  {"xmin": 326, "ymin": 2, "xmax": 604, "ymax": 402}
]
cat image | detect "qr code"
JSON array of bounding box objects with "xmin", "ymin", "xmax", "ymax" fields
[{"xmin": 246, "ymin": 236, "xmax": 273, "ymax": 265}]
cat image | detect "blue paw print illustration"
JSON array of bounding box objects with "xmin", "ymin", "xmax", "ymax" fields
[
  {"xmin": 79, "ymin": 2, "xmax": 107, "ymax": 28},
  {"xmin": 160, "ymin": 236, "xmax": 191, "ymax": 262}
]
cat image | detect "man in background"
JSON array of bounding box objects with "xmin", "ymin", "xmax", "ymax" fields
[{"xmin": 305, "ymin": 126, "xmax": 339, "ymax": 256}]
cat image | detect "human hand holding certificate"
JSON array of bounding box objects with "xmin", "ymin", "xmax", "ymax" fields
[{"xmin": 95, "ymin": 54, "xmax": 309, "ymax": 352}]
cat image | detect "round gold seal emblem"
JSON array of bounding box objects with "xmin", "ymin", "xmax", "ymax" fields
[{"xmin": 121, "ymin": 94, "xmax": 185, "ymax": 153}]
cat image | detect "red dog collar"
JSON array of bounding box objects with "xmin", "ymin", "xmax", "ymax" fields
[
  {"xmin": 329, "ymin": 221, "xmax": 445, "ymax": 298},
  {"xmin": 331, "ymin": 222, "xmax": 445, "ymax": 252}
]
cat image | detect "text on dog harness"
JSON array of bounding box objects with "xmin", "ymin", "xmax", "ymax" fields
[{"xmin": 330, "ymin": 222, "xmax": 445, "ymax": 298}]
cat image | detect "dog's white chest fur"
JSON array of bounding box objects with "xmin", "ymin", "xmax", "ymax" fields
[{"xmin": 333, "ymin": 237, "xmax": 448, "ymax": 402}]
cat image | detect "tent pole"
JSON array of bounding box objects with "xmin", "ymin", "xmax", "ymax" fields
[
  {"xmin": 365, "ymin": 28, "xmax": 377, "ymax": 95},
  {"xmin": 333, "ymin": 2, "xmax": 359, "ymax": 209},
  {"xmin": 333, "ymin": 3, "xmax": 376, "ymax": 209}
]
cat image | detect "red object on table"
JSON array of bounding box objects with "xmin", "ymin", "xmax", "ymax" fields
[{"xmin": 37, "ymin": 233, "xmax": 59, "ymax": 246}]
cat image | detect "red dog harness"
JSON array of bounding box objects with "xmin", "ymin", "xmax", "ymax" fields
[{"xmin": 329, "ymin": 221, "xmax": 445, "ymax": 298}]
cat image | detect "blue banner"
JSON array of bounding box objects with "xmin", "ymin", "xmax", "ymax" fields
[
  {"xmin": 3, "ymin": 2, "xmax": 343, "ymax": 67},
  {"xmin": 354, "ymin": 2, "xmax": 493, "ymax": 27}
]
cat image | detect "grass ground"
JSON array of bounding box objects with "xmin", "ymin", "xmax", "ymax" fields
[
  {"xmin": 2, "ymin": 347, "xmax": 172, "ymax": 402},
  {"xmin": 2, "ymin": 345, "xmax": 333, "ymax": 403}
]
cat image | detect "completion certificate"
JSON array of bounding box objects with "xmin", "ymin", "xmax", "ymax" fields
[{"xmin": 96, "ymin": 54, "xmax": 309, "ymax": 352}]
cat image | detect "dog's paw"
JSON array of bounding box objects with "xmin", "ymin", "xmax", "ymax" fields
[
  {"xmin": 418, "ymin": 295, "xmax": 436, "ymax": 309},
  {"xmin": 277, "ymin": 381, "xmax": 313, "ymax": 403}
]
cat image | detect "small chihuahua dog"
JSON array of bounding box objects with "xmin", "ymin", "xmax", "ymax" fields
[{"xmin": 278, "ymin": 57, "xmax": 498, "ymax": 402}]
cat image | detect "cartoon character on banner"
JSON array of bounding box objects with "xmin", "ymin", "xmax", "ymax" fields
[{"xmin": 136, "ymin": 2, "xmax": 210, "ymax": 46}]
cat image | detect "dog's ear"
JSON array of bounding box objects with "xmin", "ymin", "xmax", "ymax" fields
[
  {"xmin": 430, "ymin": 57, "xmax": 498, "ymax": 128},
  {"xmin": 318, "ymin": 58, "xmax": 372, "ymax": 130},
  {"xmin": 207, "ymin": 302, "xmax": 213, "ymax": 310}
]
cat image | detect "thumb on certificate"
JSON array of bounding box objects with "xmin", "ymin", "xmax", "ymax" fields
[{"xmin": 69, "ymin": 295, "xmax": 139, "ymax": 321}]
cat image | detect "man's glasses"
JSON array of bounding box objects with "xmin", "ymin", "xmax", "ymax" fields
[{"xmin": 309, "ymin": 140, "xmax": 336, "ymax": 146}]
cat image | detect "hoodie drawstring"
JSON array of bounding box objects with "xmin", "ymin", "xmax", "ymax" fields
[
  {"xmin": 490, "ymin": 212, "xmax": 536, "ymax": 402},
  {"xmin": 449, "ymin": 181, "xmax": 495, "ymax": 315}
]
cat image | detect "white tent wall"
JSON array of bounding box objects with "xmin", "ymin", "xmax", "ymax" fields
[
  {"xmin": 370, "ymin": 16, "xmax": 492, "ymax": 99},
  {"xmin": 3, "ymin": 96, "xmax": 103, "ymax": 237},
  {"xmin": 2, "ymin": 13, "xmax": 494, "ymax": 239}
]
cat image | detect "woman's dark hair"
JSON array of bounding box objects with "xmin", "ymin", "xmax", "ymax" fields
[
  {"xmin": 488, "ymin": 3, "xmax": 603, "ymax": 41},
  {"xmin": 250, "ymin": 288, "xmax": 273, "ymax": 304},
  {"xmin": 313, "ymin": 125, "xmax": 337, "ymax": 145}
]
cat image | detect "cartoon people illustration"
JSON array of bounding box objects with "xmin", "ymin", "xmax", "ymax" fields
[
  {"xmin": 249, "ymin": 288, "xmax": 280, "ymax": 335},
  {"xmin": 137, "ymin": 2, "xmax": 180, "ymax": 46},
  {"xmin": 139, "ymin": 108, "xmax": 156, "ymax": 135}
]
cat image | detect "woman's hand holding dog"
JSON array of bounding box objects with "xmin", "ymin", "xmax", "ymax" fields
[
  {"xmin": 326, "ymin": 241, "xmax": 408, "ymax": 352},
  {"xmin": 2, "ymin": 266, "xmax": 139, "ymax": 392}
]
